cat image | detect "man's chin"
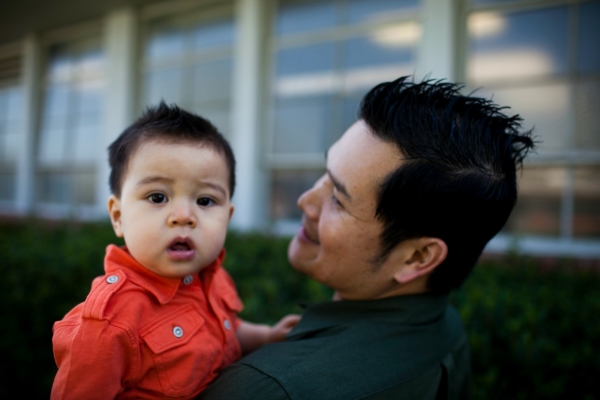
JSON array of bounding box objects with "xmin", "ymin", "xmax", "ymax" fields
[{"xmin": 287, "ymin": 236, "xmax": 316, "ymax": 273}]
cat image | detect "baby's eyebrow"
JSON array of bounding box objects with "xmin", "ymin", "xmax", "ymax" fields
[
  {"xmin": 136, "ymin": 176, "xmax": 173, "ymax": 187},
  {"xmin": 202, "ymin": 182, "xmax": 227, "ymax": 198}
]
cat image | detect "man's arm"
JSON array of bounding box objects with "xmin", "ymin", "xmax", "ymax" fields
[{"xmin": 198, "ymin": 363, "xmax": 290, "ymax": 400}]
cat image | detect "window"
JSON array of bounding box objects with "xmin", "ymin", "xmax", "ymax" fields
[
  {"xmin": 464, "ymin": 0, "xmax": 600, "ymax": 239},
  {"xmin": 0, "ymin": 46, "xmax": 23, "ymax": 204},
  {"xmin": 141, "ymin": 5, "xmax": 235, "ymax": 136},
  {"xmin": 36, "ymin": 36, "xmax": 105, "ymax": 207},
  {"xmin": 269, "ymin": 0, "xmax": 421, "ymax": 223}
]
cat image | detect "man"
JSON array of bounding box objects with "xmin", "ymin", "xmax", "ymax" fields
[{"xmin": 199, "ymin": 77, "xmax": 534, "ymax": 399}]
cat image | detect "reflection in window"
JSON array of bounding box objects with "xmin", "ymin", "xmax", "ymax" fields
[
  {"xmin": 142, "ymin": 12, "xmax": 234, "ymax": 137},
  {"xmin": 466, "ymin": 0, "xmax": 600, "ymax": 242},
  {"xmin": 0, "ymin": 86, "xmax": 23, "ymax": 201},
  {"xmin": 474, "ymin": 83, "xmax": 571, "ymax": 151},
  {"xmin": 271, "ymin": 0, "xmax": 421, "ymax": 220},
  {"xmin": 36, "ymin": 39, "xmax": 105, "ymax": 206},
  {"xmin": 467, "ymin": 7, "xmax": 568, "ymax": 82},
  {"xmin": 578, "ymin": 1, "xmax": 600, "ymax": 73}
]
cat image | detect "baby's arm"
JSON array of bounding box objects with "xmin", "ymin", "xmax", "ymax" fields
[
  {"xmin": 235, "ymin": 314, "xmax": 301, "ymax": 355},
  {"xmin": 52, "ymin": 317, "xmax": 133, "ymax": 399}
]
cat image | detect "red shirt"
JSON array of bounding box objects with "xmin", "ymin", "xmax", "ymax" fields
[{"xmin": 51, "ymin": 245, "xmax": 243, "ymax": 400}]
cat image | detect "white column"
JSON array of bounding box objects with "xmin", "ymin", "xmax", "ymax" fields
[
  {"xmin": 416, "ymin": 0, "xmax": 458, "ymax": 82},
  {"xmin": 229, "ymin": 0, "xmax": 268, "ymax": 231},
  {"xmin": 16, "ymin": 35, "xmax": 41, "ymax": 215},
  {"xmin": 97, "ymin": 8, "xmax": 138, "ymax": 215}
]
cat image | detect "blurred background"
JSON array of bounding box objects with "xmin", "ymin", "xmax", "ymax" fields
[
  {"xmin": 0, "ymin": 0, "xmax": 599, "ymax": 398},
  {"xmin": 0, "ymin": 0, "xmax": 599, "ymax": 254}
]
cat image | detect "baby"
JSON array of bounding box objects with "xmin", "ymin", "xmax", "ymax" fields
[{"xmin": 51, "ymin": 103, "xmax": 299, "ymax": 399}]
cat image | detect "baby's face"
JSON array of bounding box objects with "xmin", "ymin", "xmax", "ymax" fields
[{"xmin": 108, "ymin": 139, "xmax": 234, "ymax": 278}]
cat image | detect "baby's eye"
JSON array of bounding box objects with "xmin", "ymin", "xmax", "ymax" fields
[
  {"xmin": 197, "ymin": 197, "xmax": 214, "ymax": 207},
  {"xmin": 148, "ymin": 193, "xmax": 167, "ymax": 204}
]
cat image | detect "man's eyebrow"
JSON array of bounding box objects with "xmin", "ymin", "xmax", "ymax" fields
[{"xmin": 327, "ymin": 169, "xmax": 351, "ymax": 200}]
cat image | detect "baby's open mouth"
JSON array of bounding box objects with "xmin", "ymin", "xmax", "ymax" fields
[
  {"xmin": 170, "ymin": 242, "xmax": 191, "ymax": 251},
  {"xmin": 167, "ymin": 238, "xmax": 196, "ymax": 260}
]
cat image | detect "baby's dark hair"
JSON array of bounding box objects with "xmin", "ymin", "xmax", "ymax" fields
[{"xmin": 108, "ymin": 102, "xmax": 236, "ymax": 198}]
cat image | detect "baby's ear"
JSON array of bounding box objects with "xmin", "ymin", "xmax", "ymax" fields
[
  {"xmin": 228, "ymin": 204, "xmax": 235, "ymax": 222},
  {"xmin": 107, "ymin": 195, "xmax": 124, "ymax": 238}
]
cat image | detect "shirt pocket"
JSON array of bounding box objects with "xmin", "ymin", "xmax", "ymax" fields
[{"xmin": 140, "ymin": 305, "xmax": 219, "ymax": 397}]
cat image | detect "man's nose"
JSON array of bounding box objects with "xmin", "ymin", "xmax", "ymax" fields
[
  {"xmin": 297, "ymin": 177, "xmax": 324, "ymax": 220},
  {"xmin": 168, "ymin": 202, "xmax": 197, "ymax": 228}
]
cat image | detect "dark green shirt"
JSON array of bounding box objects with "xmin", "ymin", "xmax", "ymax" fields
[{"xmin": 200, "ymin": 293, "xmax": 470, "ymax": 400}]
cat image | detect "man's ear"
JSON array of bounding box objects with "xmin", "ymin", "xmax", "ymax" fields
[
  {"xmin": 107, "ymin": 195, "xmax": 124, "ymax": 238},
  {"xmin": 392, "ymin": 238, "xmax": 448, "ymax": 285}
]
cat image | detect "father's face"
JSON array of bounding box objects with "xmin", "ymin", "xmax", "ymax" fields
[{"xmin": 288, "ymin": 120, "xmax": 403, "ymax": 300}]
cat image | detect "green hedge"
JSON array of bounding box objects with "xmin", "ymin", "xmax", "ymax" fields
[{"xmin": 0, "ymin": 220, "xmax": 598, "ymax": 398}]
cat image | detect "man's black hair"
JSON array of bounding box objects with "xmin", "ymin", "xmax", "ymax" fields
[
  {"xmin": 360, "ymin": 76, "xmax": 534, "ymax": 293},
  {"xmin": 108, "ymin": 101, "xmax": 236, "ymax": 198}
]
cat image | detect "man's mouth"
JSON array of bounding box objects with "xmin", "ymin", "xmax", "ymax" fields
[
  {"xmin": 167, "ymin": 237, "xmax": 196, "ymax": 260},
  {"xmin": 298, "ymin": 224, "xmax": 319, "ymax": 245}
]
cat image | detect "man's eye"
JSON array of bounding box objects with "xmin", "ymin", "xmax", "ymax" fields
[
  {"xmin": 148, "ymin": 193, "xmax": 167, "ymax": 204},
  {"xmin": 332, "ymin": 195, "xmax": 342, "ymax": 207},
  {"xmin": 197, "ymin": 197, "xmax": 214, "ymax": 207}
]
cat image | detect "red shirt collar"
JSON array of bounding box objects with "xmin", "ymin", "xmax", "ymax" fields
[{"xmin": 103, "ymin": 244, "xmax": 225, "ymax": 305}]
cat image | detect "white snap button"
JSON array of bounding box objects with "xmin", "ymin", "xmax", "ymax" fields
[
  {"xmin": 173, "ymin": 326, "xmax": 183, "ymax": 338},
  {"xmin": 183, "ymin": 275, "xmax": 193, "ymax": 285},
  {"xmin": 106, "ymin": 275, "xmax": 119, "ymax": 284},
  {"xmin": 224, "ymin": 319, "xmax": 231, "ymax": 331}
]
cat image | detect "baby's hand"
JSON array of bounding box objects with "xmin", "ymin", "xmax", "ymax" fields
[{"xmin": 268, "ymin": 314, "xmax": 301, "ymax": 343}]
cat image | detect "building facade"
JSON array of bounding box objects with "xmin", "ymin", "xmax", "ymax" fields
[{"xmin": 0, "ymin": 0, "xmax": 599, "ymax": 257}]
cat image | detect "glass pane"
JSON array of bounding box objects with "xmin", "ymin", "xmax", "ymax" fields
[
  {"xmin": 0, "ymin": 91, "xmax": 7, "ymax": 120},
  {"xmin": 470, "ymin": 0, "xmax": 521, "ymax": 4},
  {"xmin": 467, "ymin": 7, "xmax": 569, "ymax": 81},
  {"xmin": 271, "ymin": 169, "xmax": 325, "ymax": 219},
  {"xmin": 0, "ymin": 174, "xmax": 16, "ymax": 201},
  {"xmin": 1, "ymin": 131, "xmax": 20, "ymax": 164},
  {"xmin": 276, "ymin": 0, "xmax": 336, "ymax": 35},
  {"xmin": 74, "ymin": 171, "xmax": 96, "ymax": 205},
  {"xmin": 192, "ymin": 60, "xmax": 232, "ymax": 103},
  {"xmin": 346, "ymin": 0, "xmax": 419, "ymax": 23},
  {"xmin": 273, "ymin": 97, "xmax": 333, "ymax": 154},
  {"xmin": 77, "ymin": 48, "xmax": 105, "ymax": 80},
  {"xmin": 37, "ymin": 173, "xmax": 71, "ymax": 204},
  {"xmin": 575, "ymin": 80, "xmax": 600, "ymax": 149},
  {"xmin": 38, "ymin": 127, "xmax": 67, "ymax": 165},
  {"xmin": 573, "ymin": 166, "xmax": 600, "ymax": 238},
  {"xmin": 276, "ymin": 42, "xmax": 335, "ymax": 76},
  {"xmin": 6, "ymin": 88, "xmax": 23, "ymax": 120},
  {"xmin": 342, "ymin": 97, "xmax": 362, "ymax": 134},
  {"xmin": 474, "ymin": 83, "xmax": 571, "ymax": 151},
  {"xmin": 192, "ymin": 20, "xmax": 235, "ymax": 50},
  {"xmin": 47, "ymin": 47, "xmax": 72, "ymax": 82},
  {"xmin": 144, "ymin": 68, "xmax": 183, "ymax": 106},
  {"xmin": 503, "ymin": 167, "xmax": 564, "ymax": 236},
  {"xmin": 76, "ymin": 84, "xmax": 104, "ymax": 114},
  {"xmin": 578, "ymin": 1, "xmax": 600, "ymax": 73},
  {"xmin": 146, "ymin": 29, "xmax": 186, "ymax": 60},
  {"xmin": 71, "ymin": 124, "xmax": 101, "ymax": 163},
  {"xmin": 346, "ymin": 28, "xmax": 417, "ymax": 68},
  {"xmin": 44, "ymin": 85, "xmax": 70, "ymax": 116},
  {"xmin": 196, "ymin": 107, "xmax": 230, "ymax": 137}
]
